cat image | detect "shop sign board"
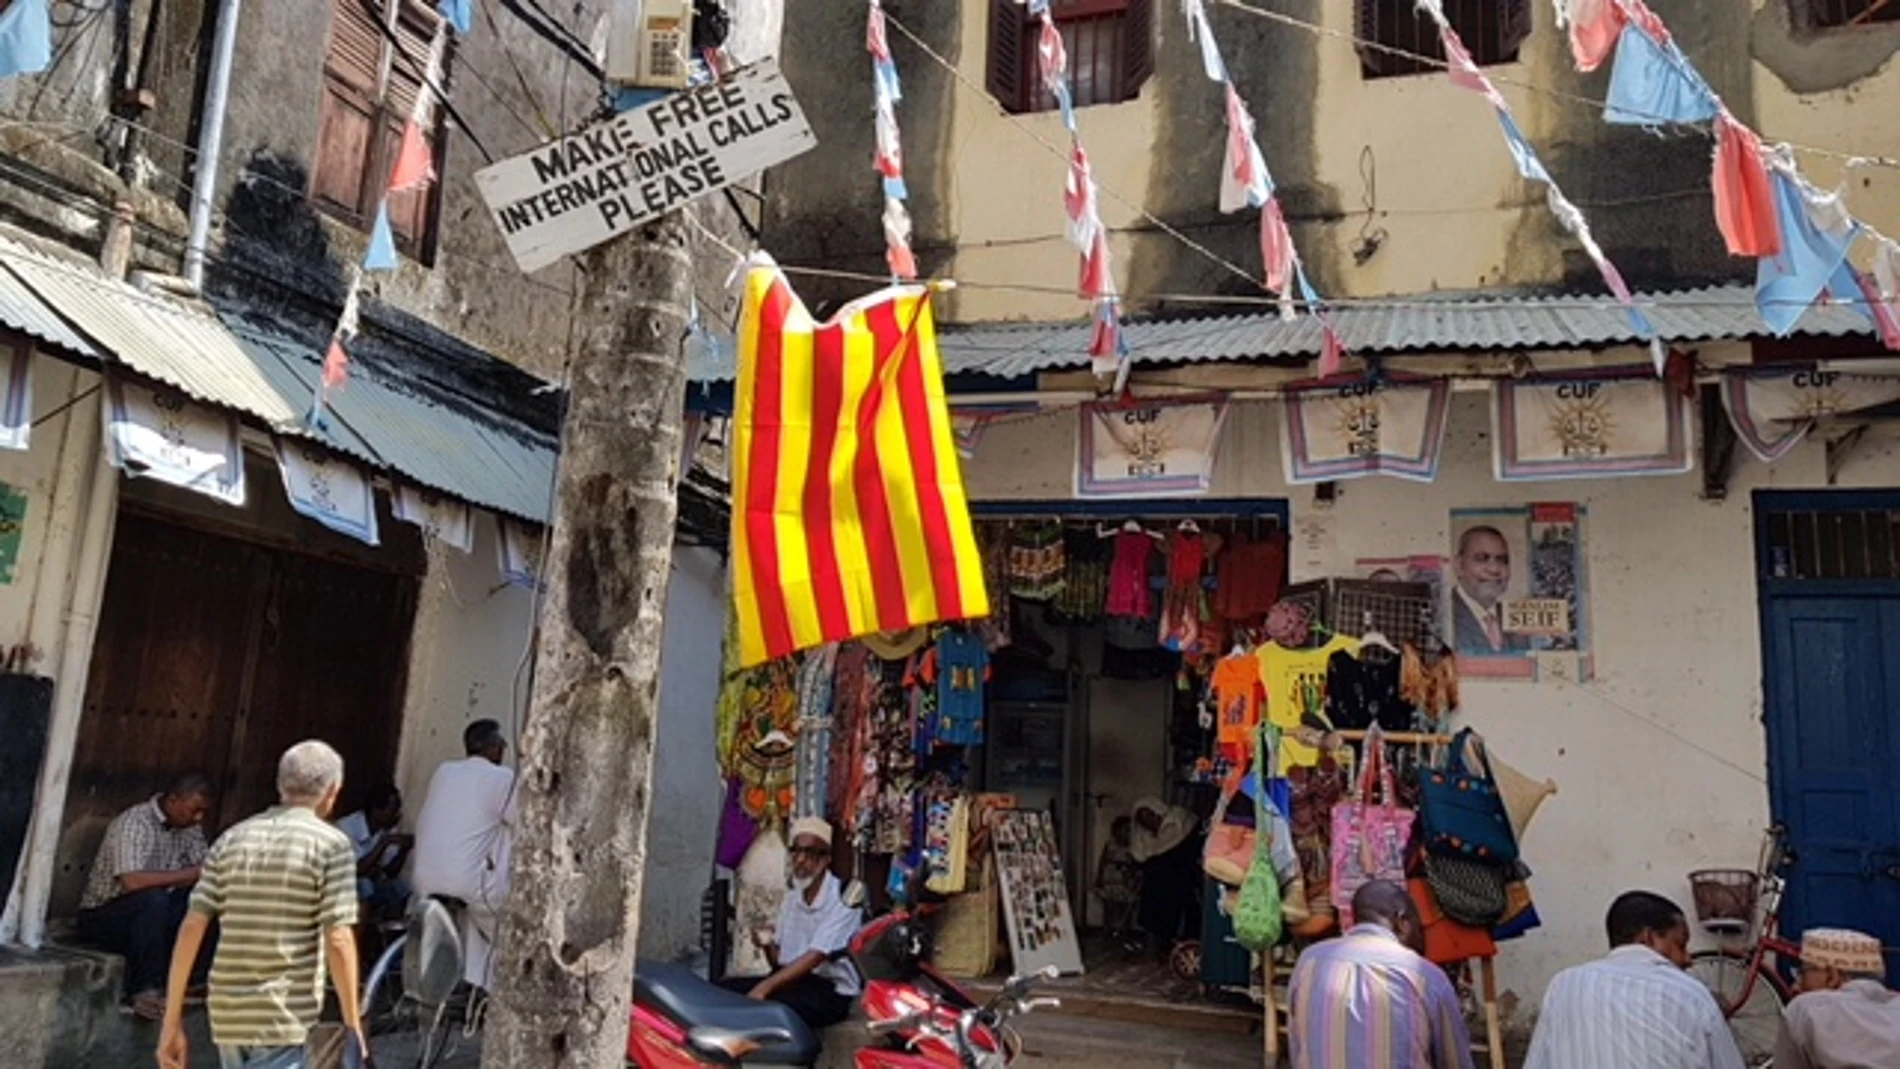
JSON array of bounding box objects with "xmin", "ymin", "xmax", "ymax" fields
[{"xmin": 475, "ymin": 61, "xmax": 815, "ymax": 272}]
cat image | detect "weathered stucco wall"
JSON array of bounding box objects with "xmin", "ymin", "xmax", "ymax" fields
[
  {"xmin": 769, "ymin": 0, "xmax": 1900, "ymax": 323},
  {"xmin": 955, "ymin": 339, "xmax": 1900, "ymax": 1008},
  {"xmin": 396, "ymin": 527, "xmax": 724, "ymax": 960}
]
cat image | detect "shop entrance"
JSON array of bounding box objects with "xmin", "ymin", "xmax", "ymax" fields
[
  {"xmin": 973, "ymin": 498, "xmax": 1288, "ymax": 993},
  {"xmin": 49, "ymin": 470, "xmax": 423, "ymax": 920},
  {"xmin": 1756, "ymin": 491, "xmax": 1900, "ymax": 980}
]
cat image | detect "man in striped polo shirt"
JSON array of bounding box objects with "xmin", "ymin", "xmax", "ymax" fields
[{"xmin": 157, "ymin": 741, "xmax": 365, "ymax": 1069}]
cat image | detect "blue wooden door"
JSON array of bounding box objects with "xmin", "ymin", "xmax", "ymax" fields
[{"xmin": 1764, "ymin": 596, "xmax": 1900, "ymax": 980}]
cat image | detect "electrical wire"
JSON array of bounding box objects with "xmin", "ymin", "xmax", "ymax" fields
[
  {"xmin": 352, "ymin": 0, "xmax": 494, "ymax": 163},
  {"xmin": 1212, "ymin": 0, "xmax": 1900, "ymax": 170},
  {"xmin": 880, "ymin": 12, "xmax": 1265, "ymax": 296}
]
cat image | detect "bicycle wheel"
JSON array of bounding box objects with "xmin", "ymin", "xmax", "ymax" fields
[
  {"xmin": 1688, "ymin": 950, "xmax": 1787, "ymax": 1068},
  {"xmin": 363, "ymin": 936, "xmax": 408, "ymax": 1036},
  {"xmin": 365, "ymin": 936, "xmax": 464, "ymax": 1069}
]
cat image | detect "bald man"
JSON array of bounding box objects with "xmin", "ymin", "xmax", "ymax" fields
[{"xmin": 1288, "ymin": 880, "xmax": 1474, "ymax": 1069}]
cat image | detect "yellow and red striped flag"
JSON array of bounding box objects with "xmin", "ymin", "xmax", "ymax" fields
[{"xmin": 730, "ymin": 263, "xmax": 989, "ymax": 668}]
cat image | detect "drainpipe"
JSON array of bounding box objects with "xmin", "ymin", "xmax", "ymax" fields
[{"xmin": 182, "ymin": 0, "xmax": 244, "ymax": 292}]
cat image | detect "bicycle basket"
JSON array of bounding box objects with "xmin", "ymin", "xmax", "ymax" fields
[{"xmin": 1688, "ymin": 869, "xmax": 1760, "ymax": 935}]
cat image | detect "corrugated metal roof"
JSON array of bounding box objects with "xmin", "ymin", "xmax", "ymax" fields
[
  {"xmin": 684, "ymin": 283, "xmax": 1877, "ymax": 382},
  {"xmin": 0, "ymin": 241, "xmax": 99, "ymax": 359},
  {"xmin": 230, "ymin": 326, "xmax": 557, "ymax": 523},
  {"xmin": 0, "ymin": 231, "xmax": 557, "ymax": 524},
  {"xmin": 932, "ymin": 284, "xmax": 1876, "ymax": 379}
]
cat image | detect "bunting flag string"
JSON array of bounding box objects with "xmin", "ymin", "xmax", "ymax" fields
[
  {"xmin": 1021, "ymin": 0, "xmax": 1130, "ymax": 380},
  {"xmin": 1558, "ymin": 0, "xmax": 1898, "ymax": 352},
  {"xmin": 1416, "ymin": 0, "xmax": 1662, "ymax": 372},
  {"xmin": 313, "ymin": 19, "xmax": 450, "ymax": 427},
  {"xmin": 1183, "ymin": 0, "xmax": 1351, "ymax": 376},
  {"xmin": 867, "ymin": 1, "xmax": 918, "ymax": 279}
]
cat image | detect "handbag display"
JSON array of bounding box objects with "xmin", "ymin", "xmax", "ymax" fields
[
  {"xmin": 1329, "ymin": 726, "xmax": 1415, "ymax": 927},
  {"xmin": 1424, "ymin": 852, "xmax": 1511, "ymax": 928},
  {"xmin": 1420, "ymin": 728, "xmax": 1518, "ymax": 863},
  {"xmin": 1203, "ymin": 771, "xmax": 1259, "ymax": 887},
  {"xmin": 1234, "ymin": 728, "xmax": 1284, "ymax": 952}
]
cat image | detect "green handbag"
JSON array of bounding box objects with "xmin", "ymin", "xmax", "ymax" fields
[{"xmin": 1233, "ymin": 725, "xmax": 1284, "ymax": 953}]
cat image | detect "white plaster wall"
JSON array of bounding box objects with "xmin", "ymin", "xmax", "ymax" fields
[
  {"xmin": 641, "ymin": 544, "xmax": 727, "ymax": 962},
  {"xmin": 957, "ymin": 370, "xmax": 1867, "ymax": 1007},
  {"xmin": 394, "ymin": 527, "xmax": 725, "ymax": 962}
]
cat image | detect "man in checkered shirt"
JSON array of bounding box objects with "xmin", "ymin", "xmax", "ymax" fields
[{"xmin": 78, "ymin": 772, "xmax": 215, "ymax": 1020}]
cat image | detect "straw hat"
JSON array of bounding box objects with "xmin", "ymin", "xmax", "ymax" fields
[
  {"xmin": 1489, "ymin": 753, "xmax": 1557, "ymax": 843},
  {"xmin": 859, "ymin": 627, "xmax": 929, "ymax": 661},
  {"xmin": 1801, "ymin": 928, "xmax": 1885, "ymax": 975},
  {"xmin": 1456, "ymin": 736, "xmax": 1556, "ymax": 842}
]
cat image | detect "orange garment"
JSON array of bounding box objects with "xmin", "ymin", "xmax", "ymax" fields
[
  {"xmin": 1409, "ymin": 877, "xmax": 1498, "ymax": 966},
  {"xmin": 1713, "ymin": 115, "xmax": 1781, "ymax": 258},
  {"xmin": 1212, "ymin": 654, "xmax": 1265, "ymax": 762}
]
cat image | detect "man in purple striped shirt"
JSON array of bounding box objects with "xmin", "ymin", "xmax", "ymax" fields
[{"xmin": 1289, "ymin": 881, "xmax": 1475, "ymax": 1069}]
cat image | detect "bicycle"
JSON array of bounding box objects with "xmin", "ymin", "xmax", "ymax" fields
[
  {"xmin": 1685, "ymin": 825, "xmax": 1801, "ymax": 1069},
  {"xmin": 362, "ymin": 897, "xmax": 481, "ymax": 1069}
]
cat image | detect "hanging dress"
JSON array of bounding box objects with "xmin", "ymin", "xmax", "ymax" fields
[{"xmin": 1106, "ymin": 530, "xmax": 1157, "ymax": 618}]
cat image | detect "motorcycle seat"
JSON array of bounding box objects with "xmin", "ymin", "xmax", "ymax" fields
[{"xmin": 633, "ymin": 962, "xmax": 820, "ymax": 1066}]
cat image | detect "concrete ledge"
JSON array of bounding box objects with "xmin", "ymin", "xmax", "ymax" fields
[{"xmin": 0, "ymin": 944, "xmax": 125, "ymax": 1068}]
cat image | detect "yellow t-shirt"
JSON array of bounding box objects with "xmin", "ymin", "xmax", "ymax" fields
[{"xmin": 1257, "ymin": 636, "xmax": 1361, "ymax": 773}]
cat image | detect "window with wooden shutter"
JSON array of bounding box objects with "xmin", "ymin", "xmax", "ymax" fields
[
  {"xmin": 313, "ymin": 0, "xmax": 448, "ymax": 261},
  {"xmin": 987, "ymin": 0, "xmax": 1154, "ymax": 114},
  {"xmin": 1801, "ymin": 0, "xmax": 1900, "ymax": 29},
  {"xmin": 1356, "ymin": 0, "xmax": 1530, "ymax": 80}
]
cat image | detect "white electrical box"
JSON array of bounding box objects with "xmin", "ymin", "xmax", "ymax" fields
[{"xmin": 606, "ymin": 0, "xmax": 695, "ymax": 90}]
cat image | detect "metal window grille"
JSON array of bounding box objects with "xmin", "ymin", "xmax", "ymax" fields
[
  {"xmin": 1764, "ymin": 509, "xmax": 1900, "ymax": 580},
  {"xmin": 1357, "ymin": 0, "xmax": 1530, "ymax": 80},
  {"xmin": 1804, "ymin": 0, "xmax": 1900, "ymax": 29}
]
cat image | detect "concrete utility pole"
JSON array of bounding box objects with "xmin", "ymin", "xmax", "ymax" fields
[{"xmin": 480, "ymin": 209, "xmax": 695, "ymax": 1068}]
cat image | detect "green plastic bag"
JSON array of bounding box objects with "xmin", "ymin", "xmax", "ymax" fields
[{"xmin": 1233, "ymin": 725, "xmax": 1283, "ymax": 952}]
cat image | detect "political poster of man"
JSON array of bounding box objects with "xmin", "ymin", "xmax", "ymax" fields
[{"xmin": 475, "ymin": 60, "xmax": 816, "ymax": 272}]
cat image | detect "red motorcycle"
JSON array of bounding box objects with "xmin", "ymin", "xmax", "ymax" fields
[
  {"xmin": 625, "ymin": 901, "xmax": 1057, "ymax": 1068},
  {"xmin": 849, "ymin": 908, "xmax": 1057, "ymax": 1068}
]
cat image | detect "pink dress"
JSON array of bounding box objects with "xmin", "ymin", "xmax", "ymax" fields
[{"xmin": 1106, "ymin": 532, "xmax": 1155, "ymax": 618}]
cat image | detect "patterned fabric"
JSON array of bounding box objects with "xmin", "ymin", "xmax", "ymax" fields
[
  {"xmin": 190, "ymin": 807, "xmax": 357, "ymax": 1047},
  {"xmin": 972, "ymin": 530, "xmax": 1013, "ymax": 652},
  {"xmin": 864, "ymin": 660, "xmax": 917, "ymax": 855},
  {"xmin": 81, "ymin": 798, "xmax": 209, "ymax": 910},
  {"xmin": 1053, "ymin": 526, "xmax": 1110, "ymax": 622},
  {"xmin": 1526, "ymin": 945, "xmax": 1746, "ymax": 1069},
  {"xmin": 793, "ymin": 645, "xmax": 839, "ymax": 820},
  {"xmin": 730, "ymin": 266, "xmax": 987, "ymax": 667},
  {"xmin": 827, "ymin": 644, "xmax": 878, "ymax": 832},
  {"xmin": 1007, "ymin": 521, "xmax": 1067, "ymax": 600},
  {"xmin": 1288, "ymin": 924, "xmax": 1474, "ymax": 1069}
]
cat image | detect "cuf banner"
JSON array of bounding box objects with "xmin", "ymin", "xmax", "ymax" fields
[
  {"xmin": 1492, "ymin": 367, "xmax": 1692, "ymax": 481},
  {"xmin": 1281, "ymin": 375, "xmax": 1451, "ymax": 484},
  {"xmin": 730, "ymin": 259, "xmax": 988, "ymax": 667},
  {"xmin": 1076, "ymin": 395, "xmax": 1228, "ymax": 497},
  {"xmin": 1721, "ymin": 367, "xmax": 1900, "ymax": 463}
]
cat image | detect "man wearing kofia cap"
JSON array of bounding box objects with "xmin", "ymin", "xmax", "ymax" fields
[
  {"xmin": 717, "ymin": 816, "xmax": 861, "ymax": 1029},
  {"xmin": 1775, "ymin": 927, "xmax": 1899, "ymax": 1069}
]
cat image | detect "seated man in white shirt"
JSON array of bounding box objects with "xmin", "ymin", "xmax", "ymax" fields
[
  {"xmin": 718, "ymin": 817, "xmax": 861, "ymax": 1030},
  {"xmin": 1527, "ymin": 890, "xmax": 1746, "ymax": 1069},
  {"xmin": 410, "ymin": 719, "xmax": 517, "ymax": 989}
]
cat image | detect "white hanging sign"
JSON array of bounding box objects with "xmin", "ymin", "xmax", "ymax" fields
[{"xmin": 475, "ymin": 61, "xmax": 816, "ymax": 272}]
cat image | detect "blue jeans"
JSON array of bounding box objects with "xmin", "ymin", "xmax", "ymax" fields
[{"xmin": 217, "ymin": 1046, "xmax": 304, "ymax": 1069}]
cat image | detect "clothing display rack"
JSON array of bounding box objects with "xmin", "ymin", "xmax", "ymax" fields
[{"xmin": 1259, "ymin": 729, "xmax": 1508, "ymax": 1069}]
